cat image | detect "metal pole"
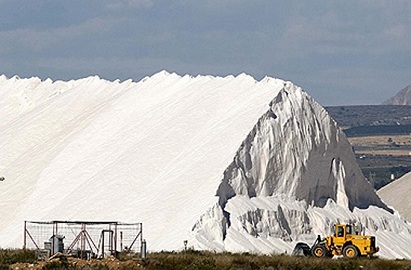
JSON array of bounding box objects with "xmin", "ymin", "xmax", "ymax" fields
[
  {"xmin": 55, "ymin": 222, "xmax": 58, "ymax": 254},
  {"xmin": 81, "ymin": 223, "xmax": 86, "ymax": 259},
  {"xmin": 24, "ymin": 221, "xmax": 27, "ymax": 259},
  {"xmin": 141, "ymin": 239, "xmax": 146, "ymax": 260},
  {"xmin": 120, "ymin": 231, "xmax": 123, "ymax": 251},
  {"xmin": 140, "ymin": 223, "xmax": 143, "ymax": 252},
  {"xmin": 114, "ymin": 223, "xmax": 117, "ymax": 257},
  {"xmin": 102, "ymin": 231, "xmax": 105, "ymax": 259},
  {"xmin": 52, "ymin": 222, "xmax": 56, "ymax": 255}
]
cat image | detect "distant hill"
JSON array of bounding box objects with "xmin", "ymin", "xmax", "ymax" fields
[
  {"xmin": 382, "ymin": 84, "xmax": 411, "ymax": 105},
  {"xmin": 325, "ymin": 105, "xmax": 411, "ymax": 129},
  {"xmin": 326, "ymin": 105, "xmax": 411, "ymax": 190}
]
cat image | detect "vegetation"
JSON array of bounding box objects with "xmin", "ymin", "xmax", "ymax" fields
[
  {"xmin": 360, "ymin": 164, "xmax": 411, "ymax": 189},
  {"xmin": 2, "ymin": 249, "xmax": 411, "ymax": 270},
  {"xmin": 325, "ymin": 105, "xmax": 411, "ymax": 128},
  {"xmin": 326, "ymin": 105, "xmax": 411, "ymax": 189},
  {"xmin": 142, "ymin": 250, "xmax": 411, "ymax": 270},
  {"xmin": 0, "ymin": 249, "xmax": 36, "ymax": 265},
  {"xmin": 343, "ymin": 124, "xmax": 411, "ymax": 137}
]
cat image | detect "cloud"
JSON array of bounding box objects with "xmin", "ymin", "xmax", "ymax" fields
[
  {"xmin": 105, "ymin": 0, "xmax": 154, "ymax": 11},
  {"xmin": 0, "ymin": 1, "xmax": 410, "ymax": 105}
]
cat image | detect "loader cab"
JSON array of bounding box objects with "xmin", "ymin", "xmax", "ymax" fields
[
  {"xmin": 334, "ymin": 224, "xmax": 354, "ymax": 237},
  {"xmin": 333, "ymin": 224, "xmax": 353, "ymax": 247},
  {"xmin": 336, "ymin": 225, "xmax": 344, "ymax": 237}
]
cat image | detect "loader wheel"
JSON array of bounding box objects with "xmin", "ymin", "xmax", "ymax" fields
[
  {"xmin": 312, "ymin": 245, "xmax": 327, "ymax": 258},
  {"xmin": 343, "ymin": 245, "xmax": 359, "ymax": 258}
]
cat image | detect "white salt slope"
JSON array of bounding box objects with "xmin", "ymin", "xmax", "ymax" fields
[
  {"xmin": 0, "ymin": 72, "xmax": 285, "ymax": 249},
  {"xmin": 0, "ymin": 71, "xmax": 410, "ymax": 259},
  {"xmin": 378, "ymin": 172, "xmax": 411, "ymax": 222}
]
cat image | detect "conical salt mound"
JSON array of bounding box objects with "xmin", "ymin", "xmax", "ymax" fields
[{"xmin": 215, "ymin": 82, "xmax": 388, "ymax": 211}]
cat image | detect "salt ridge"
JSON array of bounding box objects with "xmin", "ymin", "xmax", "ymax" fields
[{"xmin": 0, "ymin": 72, "xmax": 410, "ymax": 259}]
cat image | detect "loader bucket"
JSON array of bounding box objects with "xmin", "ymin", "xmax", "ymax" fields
[{"xmin": 292, "ymin": 242, "xmax": 311, "ymax": 256}]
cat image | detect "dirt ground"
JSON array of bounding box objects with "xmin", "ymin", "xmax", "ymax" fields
[
  {"xmin": 354, "ymin": 149, "xmax": 411, "ymax": 156},
  {"xmin": 348, "ymin": 135, "xmax": 411, "ymax": 156},
  {"xmin": 348, "ymin": 134, "xmax": 411, "ymax": 147}
]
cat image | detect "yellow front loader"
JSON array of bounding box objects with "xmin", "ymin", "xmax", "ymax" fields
[{"xmin": 292, "ymin": 223, "xmax": 379, "ymax": 258}]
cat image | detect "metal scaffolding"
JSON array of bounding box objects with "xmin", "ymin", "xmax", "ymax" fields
[{"xmin": 24, "ymin": 220, "xmax": 142, "ymax": 259}]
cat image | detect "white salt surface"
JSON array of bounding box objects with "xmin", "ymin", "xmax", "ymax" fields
[
  {"xmin": 378, "ymin": 172, "xmax": 411, "ymax": 222},
  {"xmin": 1, "ymin": 71, "xmax": 411, "ymax": 259}
]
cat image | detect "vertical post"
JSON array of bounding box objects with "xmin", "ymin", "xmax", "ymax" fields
[
  {"xmin": 52, "ymin": 222, "xmax": 56, "ymax": 255},
  {"xmin": 55, "ymin": 222, "xmax": 59, "ymax": 254},
  {"xmin": 23, "ymin": 221, "xmax": 27, "ymax": 259},
  {"xmin": 23, "ymin": 221, "xmax": 27, "ymax": 250},
  {"xmin": 110, "ymin": 230, "xmax": 114, "ymax": 256},
  {"xmin": 140, "ymin": 223, "xmax": 143, "ymax": 252},
  {"xmin": 81, "ymin": 223, "xmax": 86, "ymax": 259},
  {"xmin": 141, "ymin": 239, "xmax": 146, "ymax": 260},
  {"xmin": 120, "ymin": 231, "xmax": 123, "ymax": 251},
  {"xmin": 102, "ymin": 231, "xmax": 105, "ymax": 259},
  {"xmin": 114, "ymin": 223, "xmax": 118, "ymax": 257}
]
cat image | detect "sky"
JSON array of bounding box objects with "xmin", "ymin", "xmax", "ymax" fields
[{"xmin": 0, "ymin": 0, "xmax": 410, "ymax": 106}]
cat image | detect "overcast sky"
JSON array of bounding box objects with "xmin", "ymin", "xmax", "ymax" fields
[{"xmin": 0, "ymin": 0, "xmax": 410, "ymax": 105}]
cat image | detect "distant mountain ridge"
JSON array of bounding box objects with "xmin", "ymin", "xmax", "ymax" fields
[{"xmin": 383, "ymin": 84, "xmax": 411, "ymax": 105}]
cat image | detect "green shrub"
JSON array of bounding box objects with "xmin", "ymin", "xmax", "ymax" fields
[
  {"xmin": 0, "ymin": 264, "xmax": 10, "ymax": 270},
  {"xmin": 1, "ymin": 248, "xmax": 411, "ymax": 270},
  {"xmin": 42, "ymin": 260, "xmax": 65, "ymax": 270},
  {"xmin": 0, "ymin": 249, "xmax": 36, "ymax": 264}
]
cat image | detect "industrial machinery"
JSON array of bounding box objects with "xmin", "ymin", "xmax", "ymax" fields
[{"xmin": 292, "ymin": 223, "xmax": 379, "ymax": 258}]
